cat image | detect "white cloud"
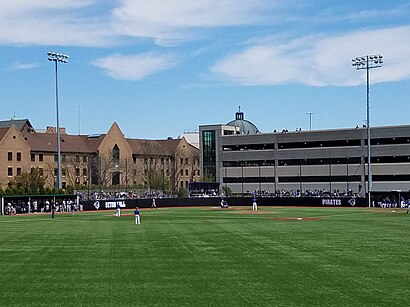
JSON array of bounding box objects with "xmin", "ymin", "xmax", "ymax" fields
[
  {"xmin": 0, "ymin": 0, "xmax": 114, "ymax": 47},
  {"xmin": 0, "ymin": 0, "xmax": 285, "ymax": 47},
  {"xmin": 211, "ymin": 26, "xmax": 410, "ymax": 86},
  {"xmin": 10, "ymin": 61, "xmax": 40, "ymax": 71},
  {"xmin": 92, "ymin": 53, "xmax": 178, "ymax": 81},
  {"xmin": 112, "ymin": 0, "xmax": 280, "ymax": 41},
  {"xmin": 0, "ymin": 0, "xmax": 95, "ymax": 14}
]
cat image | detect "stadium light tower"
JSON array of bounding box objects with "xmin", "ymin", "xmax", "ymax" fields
[
  {"xmin": 352, "ymin": 54, "xmax": 383, "ymax": 207},
  {"xmin": 47, "ymin": 52, "xmax": 69, "ymax": 190}
]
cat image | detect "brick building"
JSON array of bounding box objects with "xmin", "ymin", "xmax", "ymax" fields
[{"xmin": 0, "ymin": 119, "xmax": 199, "ymax": 192}]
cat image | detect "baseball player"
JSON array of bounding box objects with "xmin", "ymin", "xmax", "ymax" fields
[
  {"xmin": 115, "ymin": 203, "xmax": 121, "ymax": 217},
  {"xmin": 220, "ymin": 198, "xmax": 225, "ymax": 209},
  {"xmin": 406, "ymin": 201, "xmax": 410, "ymax": 214},
  {"xmin": 151, "ymin": 198, "xmax": 157, "ymax": 209},
  {"xmin": 252, "ymin": 196, "xmax": 258, "ymax": 211},
  {"xmin": 134, "ymin": 207, "xmax": 141, "ymax": 224},
  {"xmin": 51, "ymin": 203, "xmax": 56, "ymax": 219}
]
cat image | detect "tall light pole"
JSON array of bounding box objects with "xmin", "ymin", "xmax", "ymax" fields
[
  {"xmin": 352, "ymin": 54, "xmax": 383, "ymax": 207},
  {"xmin": 306, "ymin": 112, "xmax": 314, "ymax": 131},
  {"xmin": 48, "ymin": 52, "xmax": 69, "ymax": 190}
]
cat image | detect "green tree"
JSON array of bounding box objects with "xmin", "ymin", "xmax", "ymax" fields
[
  {"xmin": 66, "ymin": 185, "xmax": 75, "ymax": 194},
  {"xmin": 222, "ymin": 186, "xmax": 233, "ymax": 197},
  {"xmin": 149, "ymin": 170, "xmax": 170, "ymax": 191},
  {"xmin": 178, "ymin": 187, "xmax": 188, "ymax": 198},
  {"xmin": 202, "ymin": 170, "xmax": 216, "ymax": 182},
  {"xmin": 7, "ymin": 168, "xmax": 47, "ymax": 195}
]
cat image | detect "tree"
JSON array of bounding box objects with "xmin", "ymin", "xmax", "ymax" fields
[
  {"xmin": 62, "ymin": 154, "xmax": 84, "ymax": 187},
  {"xmin": 202, "ymin": 170, "xmax": 216, "ymax": 182},
  {"xmin": 178, "ymin": 187, "xmax": 188, "ymax": 197},
  {"xmin": 138, "ymin": 140, "xmax": 169, "ymax": 192},
  {"xmin": 150, "ymin": 169, "xmax": 170, "ymax": 191},
  {"xmin": 90, "ymin": 153, "xmax": 124, "ymax": 188},
  {"xmin": 170, "ymin": 143, "xmax": 199, "ymax": 194},
  {"xmin": 222, "ymin": 186, "xmax": 233, "ymax": 197},
  {"xmin": 6, "ymin": 168, "xmax": 46, "ymax": 195}
]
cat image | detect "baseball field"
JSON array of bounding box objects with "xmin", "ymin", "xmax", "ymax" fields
[{"xmin": 0, "ymin": 206, "xmax": 408, "ymax": 306}]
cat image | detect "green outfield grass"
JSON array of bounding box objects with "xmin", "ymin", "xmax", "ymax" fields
[{"xmin": 0, "ymin": 206, "xmax": 409, "ymax": 306}]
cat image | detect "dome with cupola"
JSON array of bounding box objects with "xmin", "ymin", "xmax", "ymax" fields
[{"xmin": 227, "ymin": 107, "xmax": 259, "ymax": 134}]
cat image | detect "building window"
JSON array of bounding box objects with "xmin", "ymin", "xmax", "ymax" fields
[
  {"xmin": 83, "ymin": 168, "xmax": 87, "ymax": 176},
  {"xmin": 62, "ymin": 182, "xmax": 66, "ymax": 189},
  {"xmin": 202, "ymin": 130, "xmax": 216, "ymax": 181},
  {"xmin": 166, "ymin": 169, "xmax": 170, "ymax": 176},
  {"xmin": 62, "ymin": 169, "xmax": 66, "ymax": 176},
  {"xmin": 17, "ymin": 152, "xmax": 21, "ymax": 162},
  {"xmin": 185, "ymin": 158, "xmax": 188, "ymax": 164},
  {"xmin": 112, "ymin": 144, "xmax": 120, "ymax": 162},
  {"xmin": 186, "ymin": 181, "xmax": 189, "ymax": 188},
  {"xmin": 133, "ymin": 156, "xmax": 137, "ymax": 164},
  {"xmin": 16, "ymin": 168, "xmax": 21, "ymax": 175},
  {"xmin": 39, "ymin": 168, "xmax": 43, "ymax": 176},
  {"xmin": 54, "ymin": 154, "xmax": 58, "ymax": 162},
  {"xmin": 8, "ymin": 152, "xmax": 12, "ymax": 161},
  {"xmin": 180, "ymin": 158, "xmax": 184, "ymax": 165},
  {"xmin": 54, "ymin": 168, "xmax": 58, "ymax": 176},
  {"xmin": 83, "ymin": 156, "xmax": 87, "ymax": 163},
  {"xmin": 185, "ymin": 169, "xmax": 189, "ymax": 176},
  {"xmin": 39, "ymin": 154, "xmax": 43, "ymax": 161},
  {"xmin": 31, "ymin": 153, "xmax": 35, "ymax": 162},
  {"xmin": 76, "ymin": 155, "xmax": 80, "ymax": 162},
  {"xmin": 8, "ymin": 167, "xmax": 12, "ymax": 176},
  {"xmin": 76, "ymin": 168, "xmax": 80, "ymax": 176}
]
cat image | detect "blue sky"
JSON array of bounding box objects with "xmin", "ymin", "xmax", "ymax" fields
[{"xmin": 1, "ymin": 0, "xmax": 410, "ymax": 139}]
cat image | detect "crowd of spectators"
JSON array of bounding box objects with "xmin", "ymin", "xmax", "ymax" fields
[
  {"xmin": 4, "ymin": 199, "xmax": 81, "ymax": 215},
  {"xmin": 246, "ymin": 188, "xmax": 360, "ymax": 198},
  {"xmin": 74, "ymin": 187, "xmax": 363, "ymax": 201},
  {"xmin": 76, "ymin": 190, "xmax": 175, "ymax": 201}
]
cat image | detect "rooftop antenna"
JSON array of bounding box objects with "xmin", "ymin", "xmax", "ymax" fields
[
  {"xmin": 78, "ymin": 105, "xmax": 81, "ymax": 135},
  {"xmin": 306, "ymin": 112, "xmax": 314, "ymax": 131}
]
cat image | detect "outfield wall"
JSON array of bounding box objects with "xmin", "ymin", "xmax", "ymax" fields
[{"xmin": 82, "ymin": 197, "xmax": 366, "ymax": 211}]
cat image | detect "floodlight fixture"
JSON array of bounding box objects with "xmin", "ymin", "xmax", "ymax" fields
[
  {"xmin": 47, "ymin": 51, "xmax": 69, "ymax": 190},
  {"xmin": 352, "ymin": 54, "xmax": 383, "ymax": 207}
]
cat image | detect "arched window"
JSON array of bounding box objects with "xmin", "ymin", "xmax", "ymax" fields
[{"xmin": 112, "ymin": 144, "xmax": 120, "ymax": 162}]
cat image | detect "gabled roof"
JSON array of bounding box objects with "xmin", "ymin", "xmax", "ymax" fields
[
  {"xmin": 1, "ymin": 119, "xmax": 199, "ymax": 157},
  {"xmin": 0, "ymin": 127, "xmax": 9, "ymax": 141},
  {"xmin": 156, "ymin": 139, "xmax": 182, "ymax": 153},
  {"xmin": 24, "ymin": 132, "xmax": 96, "ymax": 153},
  {"xmin": 127, "ymin": 138, "xmax": 181, "ymax": 156},
  {"xmin": 82, "ymin": 134, "xmax": 106, "ymax": 152},
  {"xmin": 0, "ymin": 119, "xmax": 33, "ymax": 131}
]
